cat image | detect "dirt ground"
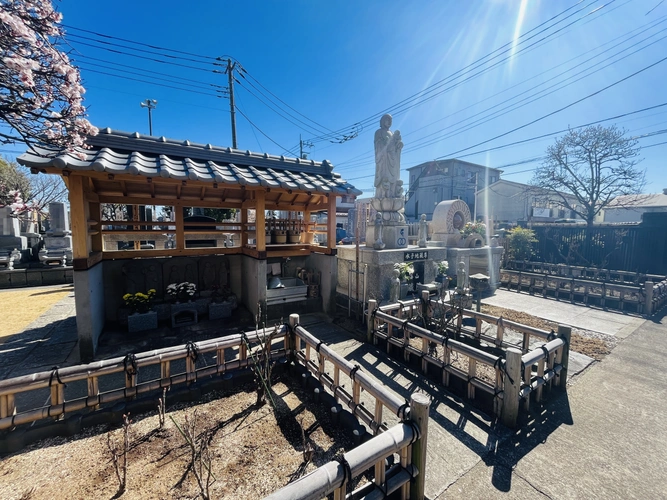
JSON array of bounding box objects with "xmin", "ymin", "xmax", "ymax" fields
[
  {"xmin": 480, "ymin": 304, "xmax": 614, "ymax": 360},
  {"xmin": 0, "ymin": 285, "xmax": 72, "ymax": 338},
  {"xmin": 0, "ymin": 379, "xmax": 356, "ymax": 500}
]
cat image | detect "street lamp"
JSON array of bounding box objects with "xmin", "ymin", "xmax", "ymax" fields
[{"xmin": 140, "ymin": 99, "xmax": 158, "ymax": 135}]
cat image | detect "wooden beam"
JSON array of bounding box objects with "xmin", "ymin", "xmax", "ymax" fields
[
  {"xmin": 68, "ymin": 175, "xmax": 91, "ymax": 260},
  {"xmin": 200, "ymin": 186, "xmax": 206, "ymax": 200},
  {"xmin": 97, "ymin": 195, "xmax": 242, "ymax": 210},
  {"xmin": 176, "ymin": 182, "xmax": 182, "ymax": 199},
  {"xmin": 102, "ymin": 247, "xmax": 242, "ymax": 260},
  {"xmin": 174, "ymin": 204, "xmax": 185, "ymax": 250},
  {"xmin": 120, "ymin": 180, "xmax": 127, "ymax": 197},
  {"xmin": 327, "ymin": 194, "xmax": 337, "ymax": 250},
  {"xmin": 89, "ymin": 201, "xmax": 103, "ymax": 253},
  {"xmin": 73, "ymin": 251, "xmax": 103, "ymax": 270},
  {"xmin": 241, "ymin": 208, "xmax": 248, "ymax": 248},
  {"xmin": 255, "ymin": 189, "xmax": 266, "ymax": 252}
]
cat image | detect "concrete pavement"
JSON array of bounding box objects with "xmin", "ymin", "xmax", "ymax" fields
[
  {"xmin": 482, "ymin": 289, "xmax": 645, "ymax": 338},
  {"xmin": 440, "ymin": 310, "xmax": 667, "ymax": 499}
]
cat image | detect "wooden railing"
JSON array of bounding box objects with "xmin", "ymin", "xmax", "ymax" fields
[
  {"xmin": 0, "ymin": 316, "xmax": 430, "ymax": 499},
  {"xmin": 499, "ymin": 268, "xmax": 657, "ymax": 314},
  {"xmin": 366, "ymin": 293, "xmax": 571, "ymax": 428},
  {"xmin": 505, "ymin": 260, "xmax": 664, "ymax": 284},
  {"xmin": 0, "ymin": 325, "xmax": 291, "ymax": 431}
]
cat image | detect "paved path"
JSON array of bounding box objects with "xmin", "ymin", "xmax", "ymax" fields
[
  {"xmin": 2, "ymin": 288, "xmax": 662, "ymax": 498},
  {"xmin": 482, "ymin": 289, "xmax": 645, "ymax": 338}
]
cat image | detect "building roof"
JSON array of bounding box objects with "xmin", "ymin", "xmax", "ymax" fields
[
  {"xmin": 407, "ymin": 158, "xmax": 503, "ymax": 173},
  {"xmin": 605, "ymin": 192, "xmax": 667, "ymax": 209},
  {"xmin": 17, "ymin": 128, "xmax": 362, "ymax": 197},
  {"xmin": 476, "ymin": 179, "xmax": 578, "ymax": 201}
]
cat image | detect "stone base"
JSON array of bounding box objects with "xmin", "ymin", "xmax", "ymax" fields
[
  {"xmin": 127, "ymin": 310, "xmax": 158, "ymax": 333},
  {"xmin": 209, "ymin": 301, "xmax": 232, "ymax": 320},
  {"xmin": 365, "ymin": 225, "xmax": 409, "ymax": 249},
  {"xmin": 171, "ymin": 302, "xmax": 198, "ymax": 327}
]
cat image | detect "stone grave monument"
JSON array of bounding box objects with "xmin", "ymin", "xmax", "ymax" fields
[
  {"xmin": 39, "ymin": 202, "xmax": 73, "ymax": 266},
  {"xmin": 0, "ymin": 206, "xmax": 27, "ymax": 269}
]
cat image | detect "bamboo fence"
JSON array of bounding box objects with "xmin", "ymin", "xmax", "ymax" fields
[{"xmin": 366, "ymin": 293, "xmax": 571, "ymax": 428}]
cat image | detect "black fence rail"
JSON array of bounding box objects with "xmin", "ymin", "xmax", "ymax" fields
[{"xmin": 519, "ymin": 224, "xmax": 667, "ymax": 275}]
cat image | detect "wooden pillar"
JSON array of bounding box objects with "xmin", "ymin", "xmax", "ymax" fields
[
  {"xmin": 256, "ymin": 190, "xmax": 266, "ymax": 252},
  {"xmin": 89, "ymin": 201, "xmax": 102, "ymax": 253},
  {"xmin": 175, "ymin": 203, "xmax": 185, "ymax": 250},
  {"xmin": 68, "ymin": 175, "xmax": 91, "ymax": 259},
  {"xmin": 366, "ymin": 299, "xmax": 377, "ymax": 343},
  {"xmin": 410, "ymin": 392, "xmax": 430, "ymax": 500},
  {"xmin": 645, "ymin": 281, "xmax": 654, "ymax": 316},
  {"xmin": 241, "ymin": 207, "xmax": 248, "ymax": 248},
  {"xmin": 501, "ymin": 348, "xmax": 522, "ymax": 429},
  {"xmin": 557, "ymin": 324, "xmax": 572, "ymax": 390},
  {"xmin": 327, "ymin": 194, "xmax": 337, "ymax": 250}
]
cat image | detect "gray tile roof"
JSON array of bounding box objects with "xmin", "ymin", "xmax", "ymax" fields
[{"xmin": 17, "ymin": 128, "xmax": 362, "ymax": 196}]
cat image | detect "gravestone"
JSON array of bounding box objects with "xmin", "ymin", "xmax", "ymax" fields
[
  {"xmin": 39, "ymin": 202, "xmax": 72, "ymax": 266},
  {"xmin": 0, "ymin": 207, "xmax": 27, "ymax": 269}
]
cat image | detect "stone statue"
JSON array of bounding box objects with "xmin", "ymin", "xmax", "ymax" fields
[
  {"xmin": 456, "ymin": 259, "xmax": 468, "ymax": 294},
  {"xmin": 374, "ymin": 114, "xmax": 403, "ymax": 200},
  {"xmin": 418, "ymin": 214, "xmax": 427, "ymax": 248},
  {"xmin": 389, "ymin": 269, "xmax": 401, "ymax": 303},
  {"xmin": 373, "ymin": 213, "xmax": 385, "ymax": 250}
]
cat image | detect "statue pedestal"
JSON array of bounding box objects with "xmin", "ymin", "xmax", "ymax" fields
[{"xmin": 365, "ymin": 224, "xmax": 409, "ymax": 250}]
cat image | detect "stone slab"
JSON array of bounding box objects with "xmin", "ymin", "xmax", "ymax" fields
[{"xmin": 482, "ymin": 289, "xmax": 645, "ymax": 337}]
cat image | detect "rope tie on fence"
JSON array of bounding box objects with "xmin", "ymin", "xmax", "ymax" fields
[
  {"xmin": 540, "ymin": 344, "xmax": 550, "ymax": 361},
  {"xmin": 547, "ymin": 329, "xmax": 556, "ymax": 341},
  {"xmin": 405, "ymin": 418, "xmax": 420, "ymax": 445},
  {"xmin": 123, "ymin": 353, "xmax": 138, "ymax": 381},
  {"xmin": 397, "ymin": 400, "xmax": 409, "ymax": 419},
  {"xmin": 48, "ymin": 366, "xmax": 66, "ymax": 388},
  {"xmin": 349, "ymin": 364, "xmax": 361, "ymax": 381},
  {"xmin": 376, "ymin": 482, "xmax": 388, "ymax": 499},
  {"xmin": 186, "ymin": 340, "xmax": 200, "ymax": 363},
  {"xmin": 315, "ymin": 340, "xmax": 324, "ymax": 353},
  {"xmin": 494, "ymin": 358, "xmax": 514, "ymax": 385},
  {"xmin": 402, "ymin": 318, "xmax": 410, "ymax": 333},
  {"xmin": 334, "ymin": 455, "xmax": 352, "ymax": 492}
]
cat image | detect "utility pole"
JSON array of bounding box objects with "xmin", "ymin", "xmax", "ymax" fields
[
  {"xmin": 140, "ymin": 99, "xmax": 157, "ymax": 135},
  {"xmin": 226, "ymin": 59, "xmax": 238, "ymax": 149},
  {"xmin": 299, "ymin": 134, "xmax": 313, "ymax": 159}
]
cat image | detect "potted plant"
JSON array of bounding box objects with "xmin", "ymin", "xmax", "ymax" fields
[
  {"xmin": 393, "ymin": 262, "xmax": 414, "ymax": 299},
  {"xmin": 460, "ymin": 221, "xmax": 486, "ymax": 248},
  {"xmin": 123, "ymin": 289, "xmax": 157, "ymax": 332},
  {"xmin": 167, "ymin": 282, "xmax": 197, "ymax": 303},
  {"xmin": 435, "ymin": 260, "xmax": 450, "ymax": 284}
]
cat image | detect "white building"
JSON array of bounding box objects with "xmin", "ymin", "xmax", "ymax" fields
[{"xmin": 599, "ymin": 189, "xmax": 667, "ymax": 223}]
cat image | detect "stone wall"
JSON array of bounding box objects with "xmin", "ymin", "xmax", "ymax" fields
[{"xmin": 0, "ymin": 267, "xmax": 73, "ymax": 288}]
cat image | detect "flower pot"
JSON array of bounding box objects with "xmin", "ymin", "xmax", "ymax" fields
[
  {"xmin": 400, "ymin": 283, "xmax": 409, "ymax": 300},
  {"xmin": 209, "ymin": 300, "xmax": 232, "ymax": 320},
  {"xmin": 127, "ymin": 310, "xmax": 158, "ymax": 333}
]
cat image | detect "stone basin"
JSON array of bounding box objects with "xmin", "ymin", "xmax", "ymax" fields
[{"xmin": 266, "ymin": 277, "xmax": 308, "ymax": 305}]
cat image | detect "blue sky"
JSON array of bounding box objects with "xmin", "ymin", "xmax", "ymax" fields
[{"xmin": 6, "ymin": 0, "xmax": 667, "ymax": 194}]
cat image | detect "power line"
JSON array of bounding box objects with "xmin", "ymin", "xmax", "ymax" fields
[
  {"xmin": 234, "ymin": 106, "xmax": 295, "ymax": 156},
  {"xmin": 337, "ymin": 10, "xmax": 664, "ymax": 170},
  {"xmin": 78, "ymin": 67, "xmax": 225, "ymax": 98},
  {"xmin": 435, "ymin": 55, "xmax": 667, "ymax": 161},
  {"xmin": 309, "ymin": 0, "xmax": 611, "ymax": 144},
  {"xmin": 62, "ymin": 24, "xmax": 220, "ymax": 61}
]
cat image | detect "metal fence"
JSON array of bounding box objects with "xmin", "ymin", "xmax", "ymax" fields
[{"xmin": 526, "ymin": 224, "xmax": 667, "ymax": 275}]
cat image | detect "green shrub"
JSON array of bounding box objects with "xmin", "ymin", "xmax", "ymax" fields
[{"xmin": 507, "ymin": 227, "xmax": 538, "ymax": 261}]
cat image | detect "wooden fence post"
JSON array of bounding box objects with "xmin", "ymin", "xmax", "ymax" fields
[
  {"xmin": 289, "ymin": 313, "xmax": 299, "ymax": 358},
  {"xmin": 410, "ymin": 392, "xmax": 430, "ymax": 500},
  {"xmin": 501, "ymin": 348, "xmax": 522, "ymax": 429},
  {"xmin": 367, "ymin": 299, "xmax": 377, "ymax": 343},
  {"xmin": 557, "ymin": 324, "xmax": 571, "ymax": 391},
  {"xmin": 644, "ymin": 281, "xmax": 654, "ymax": 316}
]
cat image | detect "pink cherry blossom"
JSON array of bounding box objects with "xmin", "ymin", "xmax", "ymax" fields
[{"xmin": 0, "ymin": 0, "xmax": 98, "ymax": 152}]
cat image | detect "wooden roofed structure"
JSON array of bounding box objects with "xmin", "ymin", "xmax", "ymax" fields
[
  {"xmin": 19, "ymin": 128, "xmax": 361, "ymax": 266},
  {"xmin": 18, "ymin": 129, "xmax": 361, "ymax": 360}
]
